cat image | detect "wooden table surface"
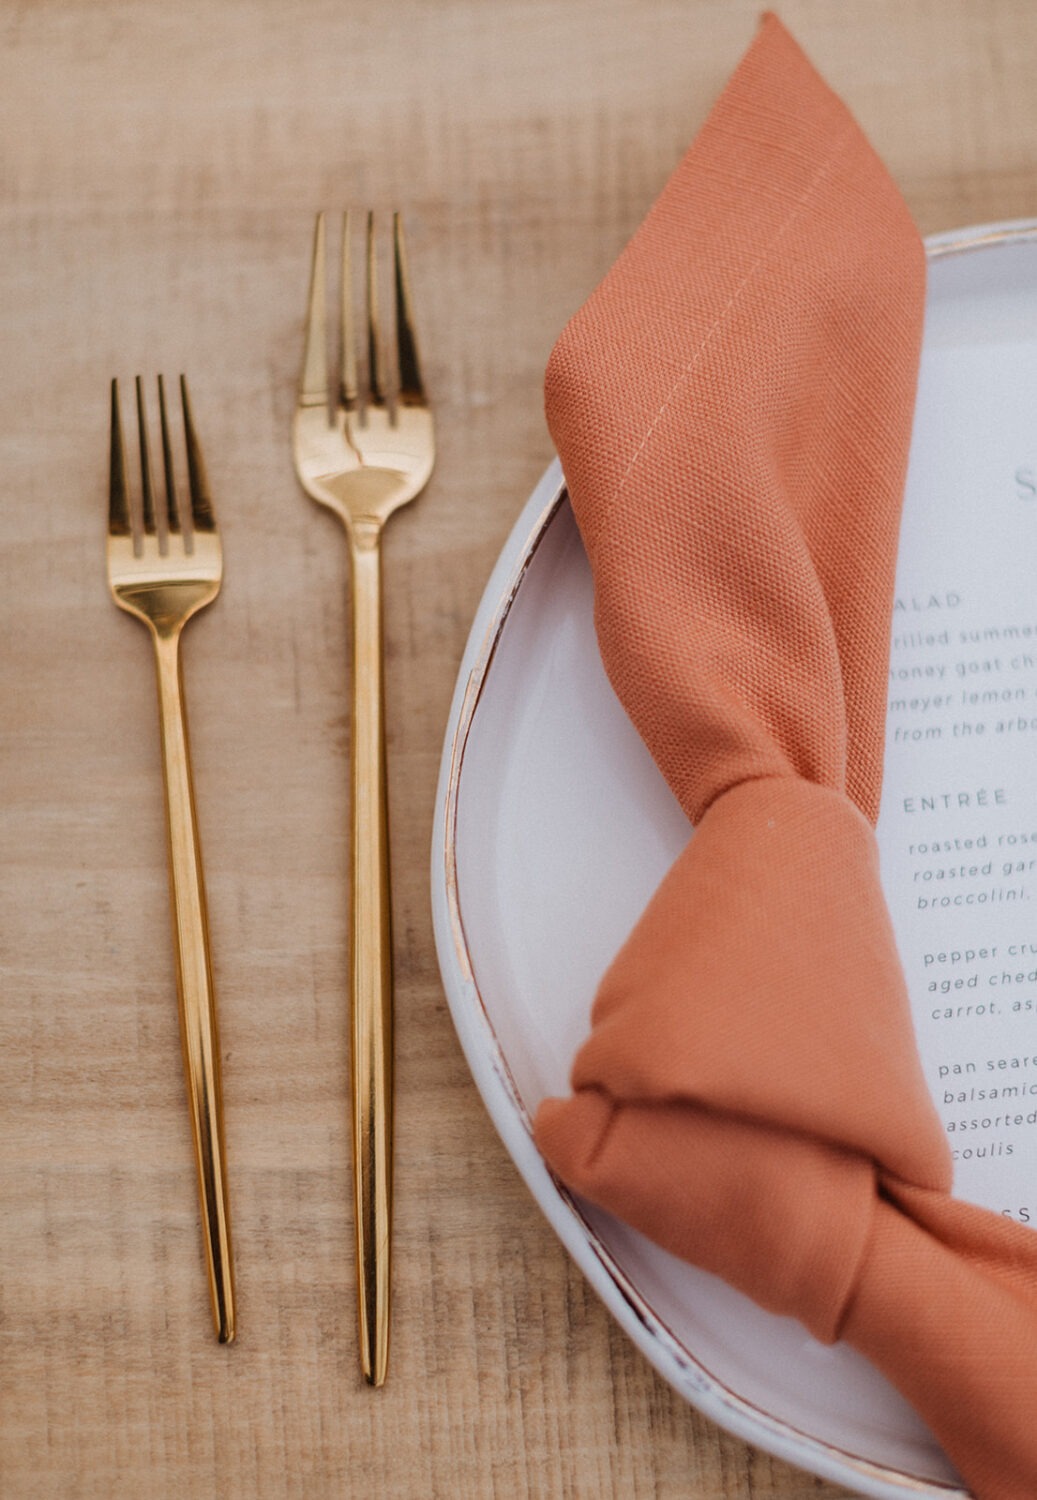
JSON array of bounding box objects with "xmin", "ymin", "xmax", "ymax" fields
[{"xmin": 3, "ymin": 2, "xmax": 1036, "ymax": 1496}]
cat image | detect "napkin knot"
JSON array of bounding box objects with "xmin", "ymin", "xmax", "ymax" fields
[{"xmin": 537, "ymin": 775, "xmax": 951, "ymax": 1344}]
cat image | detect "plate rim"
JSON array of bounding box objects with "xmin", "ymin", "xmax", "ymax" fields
[{"xmin": 430, "ymin": 218, "xmax": 1037, "ymax": 1498}]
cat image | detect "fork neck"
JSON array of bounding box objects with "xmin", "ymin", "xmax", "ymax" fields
[
  {"xmin": 348, "ymin": 516, "xmax": 384, "ymax": 552},
  {"xmin": 150, "ymin": 627, "xmax": 186, "ymax": 707}
]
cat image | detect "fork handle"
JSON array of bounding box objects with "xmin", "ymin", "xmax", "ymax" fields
[
  {"xmin": 152, "ymin": 630, "xmax": 236, "ymax": 1345},
  {"xmin": 348, "ymin": 529, "xmax": 394, "ymax": 1387}
]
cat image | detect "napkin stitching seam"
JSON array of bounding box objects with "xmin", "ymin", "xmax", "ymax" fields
[{"xmin": 606, "ymin": 118, "xmax": 858, "ymax": 521}]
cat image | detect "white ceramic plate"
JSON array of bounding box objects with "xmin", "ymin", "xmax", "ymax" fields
[{"xmin": 431, "ymin": 221, "xmax": 1037, "ymax": 1496}]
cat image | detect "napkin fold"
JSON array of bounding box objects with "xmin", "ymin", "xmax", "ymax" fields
[{"xmin": 532, "ymin": 16, "xmax": 1037, "ymax": 1500}]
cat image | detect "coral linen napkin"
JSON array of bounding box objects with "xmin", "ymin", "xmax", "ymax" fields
[{"xmin": 532, "ymin": 15, "xmax": 1037, "ymax": 1500}]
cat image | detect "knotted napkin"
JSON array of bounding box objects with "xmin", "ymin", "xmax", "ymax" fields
[{"xmin": 532, "ymin": 16, "xmax": 1037, "ymax": 1500}]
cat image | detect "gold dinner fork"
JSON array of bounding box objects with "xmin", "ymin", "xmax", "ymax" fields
[
  {"xmin": 107, "ymin": 375, "xmax": 235, "ymax": 1344},
  {"xmin": 292, "ymin": 212, "xmax": 434, "ymax": 1386}
]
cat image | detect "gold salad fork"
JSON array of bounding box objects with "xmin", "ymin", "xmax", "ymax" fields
[
  {"xmin": 107, "ymin": 376, "xmax": 235, "ymax": 1344},
  {"xmin": 292, "ymin": 212, "xmax": 434, "ymax": 1386}
]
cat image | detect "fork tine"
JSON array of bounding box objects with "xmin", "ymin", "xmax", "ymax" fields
[
  {"xmin": 300, "ymin": 211, "xmax": 329, "ymax": 411},
  {"xmin": 392, "ymin": 213, "xmax": 426, "ymax": 404},
  {"xmin": 135, "ymin": 376, "xmax": 157, "ymax": 536},
  {"xmin": 180, "ymin": 375, "xmax": 216, "ymax": 533},
  {"xmin": 157, "ymin": 375, "xmax": 181, "ymax": 535},
  {"xmin": 366, "ymin": 211, "xmax": 386, "ymax": 404},
  {"xmin": 340, "ymin": 211, "xmax": 359, "ymax": 409},
  {"xmin": 108, "ymin": 379, "xmax": 132, "ymax": 537}
]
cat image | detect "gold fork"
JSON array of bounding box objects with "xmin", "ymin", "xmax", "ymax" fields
[
  {"xmin": 107, "ymin": 375, "xmax": 235, "ymax": 1344},
  {"xmin": 292, "ymin": 212, "xmax": 434, "ymax": 1386}
]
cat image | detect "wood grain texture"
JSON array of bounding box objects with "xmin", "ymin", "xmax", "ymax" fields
[{"xmin": 2, "ymin": 2, "xmax": 1035, "ymax": 1496}]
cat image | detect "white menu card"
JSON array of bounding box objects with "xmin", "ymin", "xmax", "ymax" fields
[{"xmin": 880, "ymin": 317, "xmax": 1037, "ymax": 1225}]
